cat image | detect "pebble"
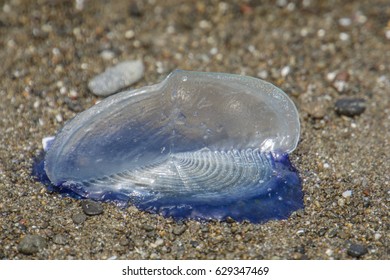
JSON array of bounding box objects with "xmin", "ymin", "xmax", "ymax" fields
[
  {"xmin": 281, "ymin": 66, "xmax": 291, "ymax": 77},
  {"xmin": 338, "ymin": 18, "xmax": 352, "ymax": 27},
  {"xmin": 332, "ymin": 71, "xmax": 350, "ymax": 93},
  {"xmin": 347, "ymin": 243, "xmax": 368, "ymax": 257},
  {"xmin": 325, "ymin": 248, "xmax": 333, "ymax": 257},
  {"xmin": 81, "ymin": 200, "xmax": 104, "ymax": 216},
  {"xmin": 18, "ymin": 235, "xmax": 47, "ymax": 255},
  {"xmin": 142, "ymin": 224, "xmax": 155, "ymax": 232},
  {"xmin": 172, "ymin": 224, "xmax": 187, "ymax": 235},
  {"xmin": 52, "ymin": 234, "xmax": 67, "ymax": 245},
  {"xmin": 374, "ymin": 233, "xmax": 382, "ymax": 240},
  {"xmin": 303, "ymin": 102, "xmax": 327, "ymax": 119},
  {"xmin": 342, "ymin": 190, "xmax": 352, "ymax": 198},
  {"xmin": 72, "ymin": 212, "xmax": 87, "ymax": 224},
  {"xmin": 100, "ymin": 50, "xmax": 116, "ymax": 60},
  {"xmin": 150, "ymin": 238, "xmax": 164, "ymax": 248},
  {"xmin": 88, "ymin": 60, "xmax": 144, "ymax": 96},
  {"xmin": 335, "ymin": 98, "xmax": 366, "ymax": 117},
  {"xmin": 327, "ymin": 228, "xmax": 338, "ymax": 238}
]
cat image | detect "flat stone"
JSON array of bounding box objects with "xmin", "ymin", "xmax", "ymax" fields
[
  {"xmin": 335, "ymin": 98, "xmax": 366, "ymax": 117},
  {"xmin": 347, "ymin": 243, "xmax": 368, "ymax": 257},
  {"xmin": 18, "ymin": 235, "xmax": 47, "ymax": 255},
  {"xmin": 173, "ymin": 224, "xmax": 187, "ymax": 235},
  {"xmin": 88, "ymin": 60, "xmax": 144, "ymax": 96},
  {"xmin": 81, "ymin": 200, "xmax": 104, "ymax": 216},
  {"xmin": 52, "ymin": 234, "xmax": 67, "ymax": 245},
  {"xmin": 72, "ymin": 212, "xmax": 87, "ymax": 224}
]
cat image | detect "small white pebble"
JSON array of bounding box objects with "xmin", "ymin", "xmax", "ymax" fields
[
  {"xmin": 333, "ymin": 80, "xmax": 348, "ymax": 92},
  {"xmin": 377, "ymin": 75, "xmax": 389, "ymax": 86},
  {"xmin": 100, "ymin": 50, "xmax": 115, "ymax": 60},
  {"xmin": 7, "ymin": 39, "xmax": 16, "ymax": 48},
  {"xmin": 317, "ymin": 29, "xmax": 326, "ymax": 37},
  {"xmin": 73, "ymin": 27, "xmax": 81, "ymax": 38},
  {"xmin": 3, "ymin": 4, "xmax": 11, "ymax": 13},
  {"xmin": 156, "ymin": 61, "xmax": 164, "ymax": 74},
  {"xmin": 342, "ymin": 190, "xmax": 352, "ymax": 198},
  {"xmin": 351, "ymin": 122, "xmax": 357, "ymax": 128},
  {"xmin": 385, "ymin": 30, "xmax": 390, "ymax": 40},
  {"xmin": 326, "ymin": 249, "xmax": 333, "ymax": 257},
  {"xmin": 60, "ymin": 86, "xmax": 67, "ymax": 95},
  {"xmin": 326, "ymin": 71, "xmax": 337, "ymax": 81},
  {"xmin": 88, "ymin": 60, "xmax": 145, "ymax": 96},
  {"xmin": 296, "ymin": 229, "xmax": 305, "ymax": 235},
  {"xmin": 281, "ymin": 66, "xmax": 291, "ymax": 77},
  {"xmin": 69, "ymin": 89, "xmax": 78, "ymax": 98},
  {"xmin": 41, "ymin": 24, "xmax": 53, "ymax": 33},
  {"xmin": 355, "ymin": 11, "xmax": 367, "ymax": 24},
  {"xmin": 55, "ymin": 114, "xmax": 63, "ymax": 123},
  {"xmin": 374, "ymin": 233, "xmax": 382, "ymax": 240},
  {"xmin": 125, "ymin": 30, "xmax": 135, "ymax": 39},
  {"xmin": 276, "ymin": 0, "xmax": 287, "ymax": 7},
  {"xmin": 218, "ymin": 2, "xmax": 229, "ymax": 13},
  {"xmin": 75, "ymin": 0, "xmax": 85, "ymax": 11},
  {"xmin": 199, "ymin": 20, "xmax": 211, "ymax": 29},
  {"xmin": 300, "ymin": 28, "xmax": 309, "ymax": 37},
  {"xmin": 286, "ymin": 2, "xmax": 295, "ymax": 11},
  {"xmin": 33, "ymin": 100, "xmax": 40, "ymax": 109},
  {"xmin": 166, "ymin": 25, "xmax": 175, "ymax": 34},
  {"xmin": 248, "ymin": 45, "xmax": 256, "ymax": 53},
  {"xmin": 155, "ymin": 238, "xmax": 164, "ymax": 246},
  {"xmin": 339, "ymin": 32, "xmax": 350, "ymax": 41},
  {"xmin": 210, "ymin": 47, "xmax": 218, "ymax": 55},
  {"xmin": 338, "ymin": 17, "xmax": 352, "ymax": 27},
  {"xmin": 323, "ymin": 162, "xmax": 330, "ymax": 169},
  {"xmin": 52, "ymin": 47, "xmax": 61, "ymax": 56},
  {"xmin": 257, "ymin": 70, "xmax": 268, "ymax": 79},
  {"xmin": 107, "ymin": 255, "xmax": 117, "ymax": 260}
]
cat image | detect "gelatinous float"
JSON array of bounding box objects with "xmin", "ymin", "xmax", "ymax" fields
[{"xmin": 33, "ymin": 70, "xmax": 303, "ymax": 223}]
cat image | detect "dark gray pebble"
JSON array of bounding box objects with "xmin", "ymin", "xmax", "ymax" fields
[
  {"xmin": 335, "ymin": 98, "xmax": 366, "ymax": 117},
  {"xmin": 18, "ymin": 235, "xmax": 47, "ymax": 255},
  {"xmin": 190, "ymin": 240, "xmax": 199, "ymax": 248},
  {"xmin": 81, "ymin": 200, "xmax": 104, "ymax": 216},
  {"xmin": 173, "ymin": 224, "xmax": 187, "ymax": 235},
  {"xmin": 347, "ymin": 243, "xmax": 368, "ymax": 257},
  {"xmin": 72, "ymin": 212, "xmax": 87, "ymax": 224},
  {"xmin": 52, "ymin": 234, "xmax": 67, "ymax": 245}
]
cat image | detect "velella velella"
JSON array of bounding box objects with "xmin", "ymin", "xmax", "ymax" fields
[{"xmin": 34, "ymin": 70, "xmax": 303, "ymax": 223}]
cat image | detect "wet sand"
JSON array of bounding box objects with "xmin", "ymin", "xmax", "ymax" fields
[{"xmin": 0, "ymin": 0, "xmax": 388, "ymax": 259}]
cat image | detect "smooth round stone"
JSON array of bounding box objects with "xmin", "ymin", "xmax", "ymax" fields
[
  {"xmin": 18, "ymin": 235, "xmax": 47, "ymax": 255},
  {"xmin": 173, "ymin": 224, "xmax": 187, "ymax": 235},
  {"xmin": 335, "ymin": 98, "xmax": 366, "ymax": 117},
  {"xmin": 52, "ymin": 234, "xmax": 67, "ymax": 245},
  {"xmin": 88, "ymin": 60, "xmax": 144, "ymax": 96},
  {"xmin": 72, "ymin": 212, "xmax": 87, "ymax": 224},
  {"xmin": 347, "ymin": 243, "xmax": 368, "ymax": 257},
  {"xmin": 81, "ymin": 199, "xmax": 104, "ymax": 216}
]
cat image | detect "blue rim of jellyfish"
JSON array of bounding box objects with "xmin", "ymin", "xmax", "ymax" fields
[{"xmin": 32, "ymin": 150, "xmax": 303, "ymax": 223}]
